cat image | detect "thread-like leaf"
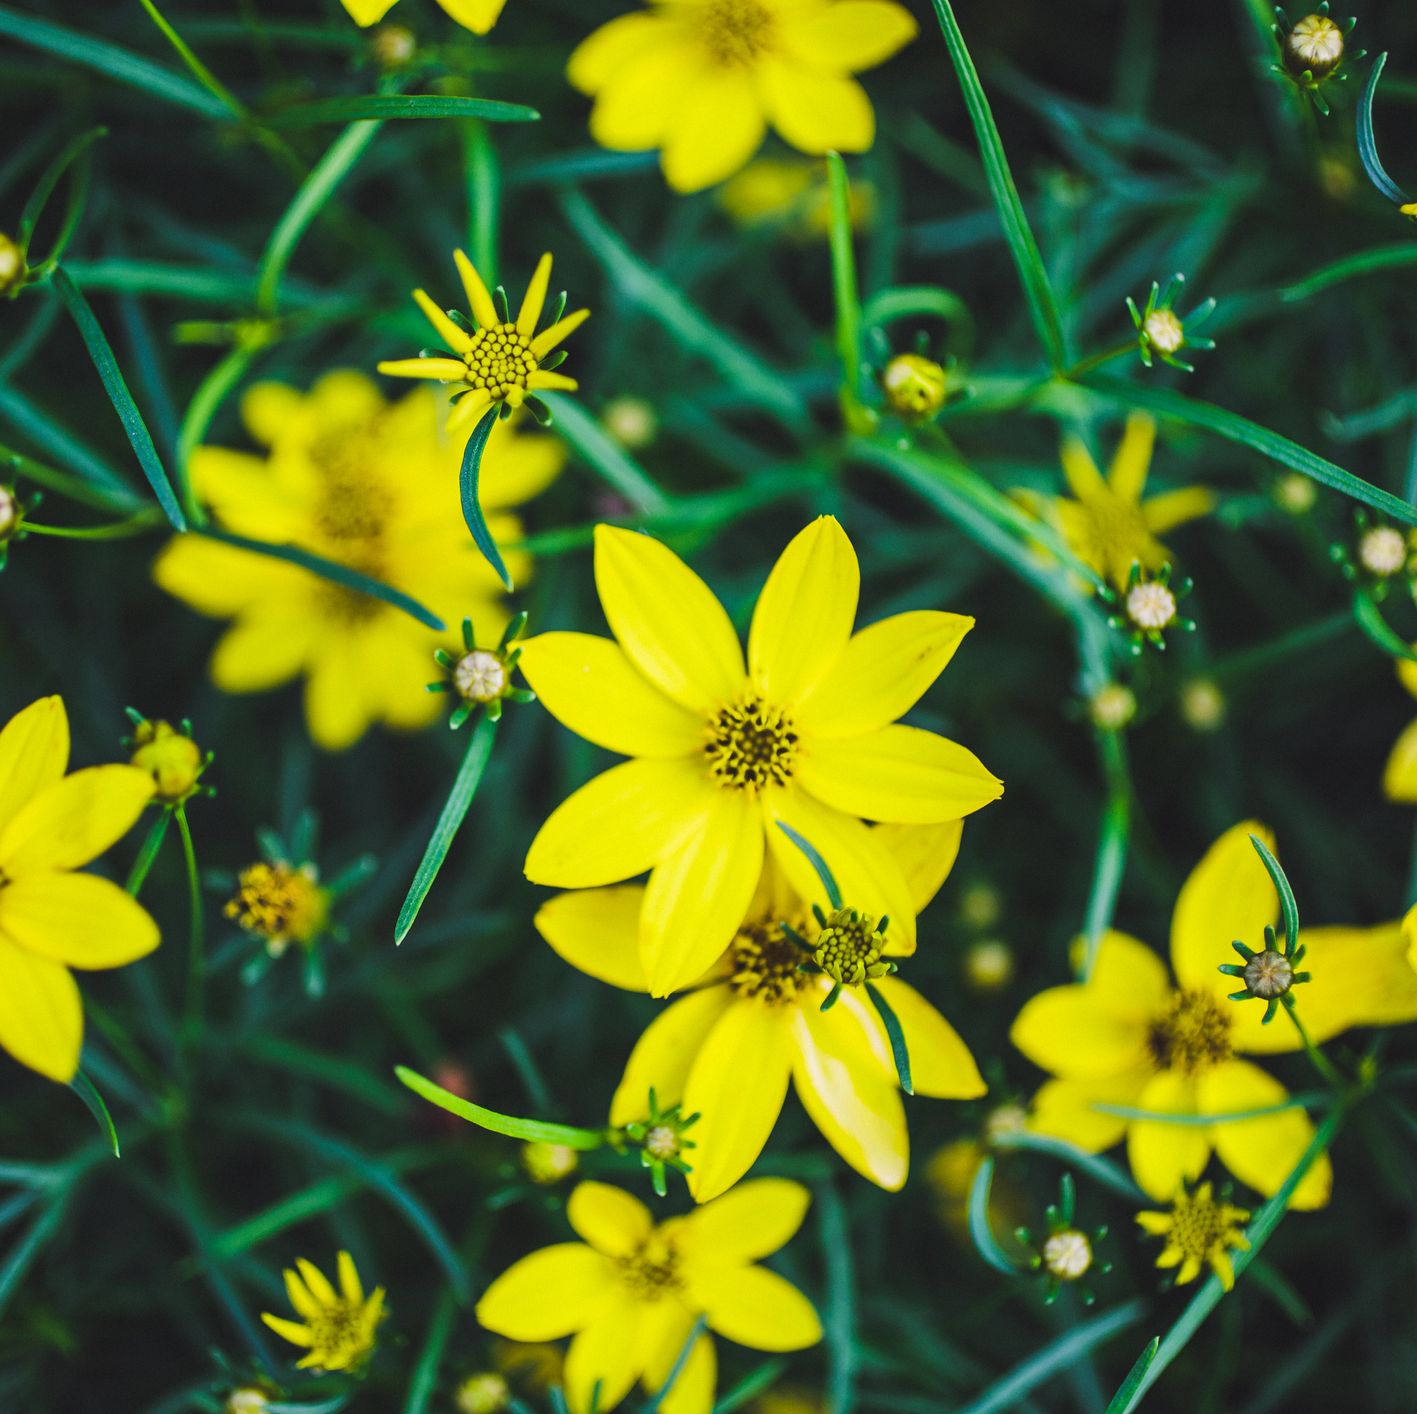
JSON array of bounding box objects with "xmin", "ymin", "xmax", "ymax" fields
[{"xmin": 458, "ymin": 405, "xmax": 514, "ymax": 591}]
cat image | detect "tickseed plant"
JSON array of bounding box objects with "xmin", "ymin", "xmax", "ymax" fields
[{"xmin": 261, "ymin": 1251, "xmax": 386, "ymax": 1373}]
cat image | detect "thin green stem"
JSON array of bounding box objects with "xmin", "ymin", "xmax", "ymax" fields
[
  {"xmin": 1284, "ymin": 1003, "xmax": 1346, "ymax": 1091},
  {"xmin": 125, "ymin": 810, "xmax": 173, "ymax": 896},
  {"xmin": 1062, "ymin": 341, "xmax": 1136, "ymax": 380},
  {"xmin": 20, "ymin": 510, "xmax": 164, "ymax": 541},
  {"xmin": 175, "ymin": 806, "xmax": 205, "ymax": 1053}
]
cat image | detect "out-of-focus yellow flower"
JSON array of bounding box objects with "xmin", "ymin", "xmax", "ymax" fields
[
  {"xmin": 519, "ymin": 517, "xmax": 1001, "ymax": 998},
  {"xmin": 718, "ymin": 157, "xmax": 875, "ymax": 236},
  {"xmin": 1179, "ymin": 678, "xmax": 1226, "ymax": 732},
  {"xmin": 154, "ymin": 372, "xmax": 561, "ymax": 751},
  {"xmin": 537, "ymin": 824, "xmax": 984, "ymax": 1201},
  {"xmin": 341, "ymin": 0, "xmax": 506, "ymax": 35},
  {"xmin": 226, "ymin": 860, "xmax": 329, "ymax": 957},
  {"xmin": 378, "ymin": 251, "xmax": 587, "ymax": 429},
  {"xmin": 0, "ymin": 697, "xmax": 157, "ymax": 1082},
  {"xmin": 1136, "ymin": 1182, "xmax": 1250, "ymax": 1290},
  {"xmin": 1021, "ymin": 415, "xmax": 1214, "ymax": 591},
  {"xmin": 522, "ymin": 1141, "xmax": 579, "ymax": 1185},
  {"xmin": 963, "ymin": 937, "xmax": 1014, "ymax": 992},
  {"xmin": 1384, "ymin": 655, "xmax": 1417, "ymax": 803},
  {"xmin": 567, "ymin": 0, "xmax": 917, "ymax": 192},
  {"xmin": 456, "ymin": 1372, "xmax": 511, "ymax": 1414},
  {"xmin": 1008, "ymin": 821, "xmax": 1398, "ymax": 1208},
  {"xmin": 261, "ymin": 1250, "xmax": 385, "ymax": 1372},
  {"xmin": 128, "ymin": 719, "xmax": 207, "ymax": 804},
  {"xmin": 476, "ymin": 1180, "xmax": 821, "ymax": 1414},
  {"xmin": 754, "ymin": 1388, "xmax": 826, "ymax": 1414},
  {"xmin": 491, "ymin": 1338, "xmax": 564, "ymax": 1392}
]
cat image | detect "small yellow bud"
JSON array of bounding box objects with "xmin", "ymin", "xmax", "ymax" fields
[
  {"xmin": 453, "ymin": 649, "xmax": 508, "ymax": 704},
  {"xmin": 129, "ymin": 719, "xmax": 205, "ymax": 802},
  {"xmin": 1088, "ymin": 683, "xmax": 1137, "ymax": 732},
  {"xmin": 370, "ymin": 24, "xmax": 416, "ymax": 68},
  {"xmin": 1359, "ymin": 525, "xmax": 1408, "ymax": 577},
  {"xmin": 1042, "ymin": 1229, "xmax": 1093, "ymax": 1281},
  {"xmin": 959, "ymin": 882, "xmax": 1001, "ymax": 930},
  {"xmin": 983, "ymin": 1102, "xmax": 1028, "ymax": 1143},
  {"xmin": 225, "ymin": 1391, "xmax": 270, "ymax": 1414},
  {"xmin": 1126, "ymin": 580, "xmax": 1177, "ymax": 631},
  {"xmin": 1142, "ymin": 308, "xmax": 1185, "ymax": 355},
  {"xmin": 521, "ymin": 1141, "xmax": 578, "ymax": 1185},
  {"xmin": 0, "ymin": 485, "xmax": 19, "ymax": 539},
  {"xmin": 601, "ymin": 397, "xmax": 657, "ymax": 450},
  {"xmin": 1284, "ymin": 13, "xmax": 1345, "ymax": 80},
  {"xmin": 1179, "ymin": 678, "xmax": 1226, "ymax": 732},
  {"xmin": 882, "ymin": 353, "xmax": 948, "ymax": 419},
  {"xmin": 964, "ymin": 938, "xmax": 1015, "ymax": 993},
  {"xmin": 1274, "ymin": 473, "xmax": 1317, "ymax": 514},
  {"xmin": 456, "ymin": 1372, "xmax": 512, "ymax": 1414},
  {"xmin": 0, "ymin": 233, "xmax": 23, "ymax": 297}
]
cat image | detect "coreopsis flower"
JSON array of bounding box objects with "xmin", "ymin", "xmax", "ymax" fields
[
  {"xmin": 536, "ymin": 822, "xmax": 985, "ymax": 1200},
  {"xmin": 1011, "ymin": 821, "xmax": 1363, "ymax": 1208},
  {"xmin": 1136, "ymin": 1182, "xmax": 1250, "ymax": 1290},
  {"xmin": 0, "ymin": 697, "xmax": 157, "ymax": 1082},
  {"xmin": 261, "ymin": 1251, "xmax": 385, "ymax": 1373},
  {"xmin": 567, "ymin": 0, "xmax": 918, "ymax": 192},
  {"xmin": 476, "ymin": 1179, "xmax": 821, "ymax": 1414},
  {"xmin": 1273, "ymin": 5, "xmax": 1359, "ymax": 114},
  {"xmin": 520, "ymin": 517, "xmax": 1002, "ymax": 997},
  {"xmin": 1383, "ymin": 656, "xmax": 1417, "ymax": 803},
  {"xmin": 154, "ymin": 372, "xmax": 561, "ymax": 751},
  {"xmin": 227, "ymin": 860, "xmax": 330, "ymax": 958},
  {"xmin": 126, "ymin": 716, "xmax": 210, "ymax": 804},
  {"xmin": 378, "ymin": 251, "xmax": 587, "ymax": 429},
  {"xmin": 341, "ymin": 0, "xmax": 506, "ymax": 35},
  {"xmin": 1021, "ymin": 414, "xmax": 1213, "ymax": 591}
]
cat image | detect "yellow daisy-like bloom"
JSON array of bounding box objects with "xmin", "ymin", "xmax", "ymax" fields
[
  {"xmin": 538, "ymin": 822, "xmax": 985, "ymax": 1200},
  {"xmin": 1135, "ymin": 1182, "xmax": 1250, "ymax": 1291},
  {"xmin": 0, "ymin": 697, "xmax": 157, "ymax": 1082},
  {"xmin": 1023, "ymin": 414, "xmax": 1214, "ymax": 591},
  {"xmin": 476, "ymin": 1179, "xmax": 822, "ymax": 1414},
  {"xmin": 261, "ymin": 1250, "xmax": 385, "ymax": 1373},
  {"xmin": 154, "ymin": 371, "xmax": 561, "ymax": 751},
  {"xmin": 1009, "ymin": 821, "xmax": 1382, "ymax": 1209},
  {"xmin": 519, "ymin": 517, "xmax": 1003, "ymax": 998},
  {"xmin": 341, "ymin": 0, "xmax": 506, "ymax": 35},
  {"xmin": 567, "ymin": 0, "xmax": 918, "ymax": 192},
  {"xmin": 1382, "ymin": 654, "xmax": 1417, "ymax": 803},
  {"xmin": 378, "ymin": 251, "xmax": 588, "ymax": 430}
]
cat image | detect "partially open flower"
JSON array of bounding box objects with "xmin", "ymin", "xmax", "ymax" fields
[
  {"xmin": 1272, "ymin": 4, "xmax": 1359, "ymax": 113},
  {"xmin": 882, "ymin": 353, "xmax": 948, "ymax": 421},
  {"xmin": 456, "ymin": 1373, "xmax": 511, "ymax": 1414},
  {"xmin": 127, "ymin": 716, "xmax": 211, "ymax": 804},
  {"xmin": 1136, "ymin": 1182, "xmax": 1250, "ymax": 1290},
  {"xmin": 1106, "ymin": 563, "xmax": 1195, "ymax": 654},
  {"xmin": 1127, "ymin": 274, "xmax": 1216, "ymax": 372},
  {"xmin": 1016, "ymin": 1174, "xmax": 1111, "ymax": 1304}
]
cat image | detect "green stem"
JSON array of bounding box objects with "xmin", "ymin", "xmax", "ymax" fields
[
  {"xmin": 825, "ymin": 151, "xmax": 868, "ymax": 432},
  {"xmin": 175, "ymin": 806, "xmax": 205, "ymax": 1052},
  {"xmin": 1284, "ymin": 1003, "xmax": 1346, "ymax": 1091},
  {"xmin": 125, "ymin": 809, "xmax": 173, "ymax": 896},
  {"xmin": 1080, "ymin": 726, "xmax": 1131, "ymax": 980},
  {"xmin": 1062, "ymin": 341, "xmax": 1136, "ymax": 380},
  {"xmin": 21, "ymin": 510, "xmax": 164, "ymax": 541}
]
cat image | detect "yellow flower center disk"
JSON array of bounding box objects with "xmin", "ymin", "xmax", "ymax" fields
[
  {"xmin": 1146, "ymin": 989, "xmax": 1233, "ymax": 1073},
  {"xmin": 1160, "ymin": 1186, "xmax": 1249, "ymax": 1268},
  {"xmin": 697, "ymin": 0, "xmax": 777, "ymax": 66},
  {"xmin": 615, "ymin": 1237, "xmax": 682, "ymax": 1302},
  {"xmin": 643, "ymin": 1123, "xmax": 681, "ymax": 1161},
  {"xmin": 704, "ymin": 695, "xmax": 798, "ymax": 790},
  {"xmin": 728, "ymin": 918, "xmax": 804, "ymax": 1005},
  {"xmin": 464, "ymin": 323, "xmax": 538, "ymax": 399},
  {"xmin": 813, "ymin": 908, "xmax": 889, "ymax": 986},
  {"xmin": 225, "ymin": 862, "xmax": 328, "ymax": 951},
  {"xmin": 307, "ymin": 425, "xmax": 395, "ymax": 545},
  {"xmin": 305, "ymin": 1298, "xmax": 373, "ymax": 1369}
]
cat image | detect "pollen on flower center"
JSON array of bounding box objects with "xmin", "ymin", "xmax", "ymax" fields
[
  {"xmin": 226, "ymin": 861, "xmax": 327, "ymax": 955},
  {"xmin": 307, "ymin": 427, "xmax": 394, "ymax": 544},
  {"xmin": 615, "ymin": 1237, "xmax": 682, "ymax": 1301},
  {"xmin": 697, "ymin": 0, "xmax": 777, "ymax": 66},
  {"xmin": 729, "ymin": 918, "xmax": 803, "ymax": 1004},
  {"xmin": 1146, "ymin": 989, "xmax": 1234, "ymax": 1073},
  {"xmin": 813, "ymin": 907, "xmax": 891, "ymax": 986},
  {"xmin": 704, "ymin": 695, "xmax": 798, "ymax": 790},
  {"xmin": 463, "ymin": 323, "xmax": 538, "ymax": 399},
  {"xmin": 305, "ymin": 1299, "xmax": 368, "ymax": 1363}
]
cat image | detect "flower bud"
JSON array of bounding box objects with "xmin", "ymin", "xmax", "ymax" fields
[
  {"xmin": 602, "ymin": 397, "xmax": 657, "ymax": 450},
  {"xmin": 522, "ymin": 1141, "xmax": 578, "ymax": 1185},
  {"xmin": 0, "ymin": 233, "xmax": 23, "ymax": 297},
  {"xmin": 1283, "ymin": 13, "xmax": 1346, "ymax": 80},
  {"xmin": 129, "ymin": 719, "xmax": 206, "ymax": 802},
  {"xmin": 456, "ymin": 1373, "xmax": 511, "ymax": 1414},
  {"xmin": 882, "ymin": 353, "xmax": 948, "ymax": 419}
]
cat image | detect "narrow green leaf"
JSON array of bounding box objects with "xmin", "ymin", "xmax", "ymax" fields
[
  {"xmin": 1352, "ymin": 590, "xmax": 1417, "ymax": 664},
  {"xmin": 17, "ymin": 126, "xmax": 104, "ymax": 254},
  {"xmin": 0, "ymin": 4, "xmax": 229, "ymax": 118},
  {"xmin": 1091, "ymin": 1093, "xmax": 1326, "ymax": 1126},
  {"xmin": 927, "ymin": 0, "xmax": 1067, "ymax": 367},
  {"xmin": 966, "ymin": 1157, "xmax": 1019, "ymax": 1274},
  {"xmin": 69, "ymin": 1069, "xmax": 120, "ymax": 1158},
  {"xmin": 404, "ymin": 1292, "xmax": 458, "ymax": 1414},
  {"xmin": 1249, "ymin": 834, "xmax": 1300, "ymax": 952},
  {"xmin": 1105, "ymin": 1338, "xmax": 1160, "ymax": 1414},
  {"xmin": 267, "ymin": 94, "xmax": 540, "ymax": 128},
  {"xmin": 537, "ymin": 393, "xmax": 669, "ymax": 514},
  {"xmin": 825, "ymin": 152, "xmax": 864, "ymax": 413},
  {"xmin": 865, "ymin": 981, "xmax": 913, "ymax": 1095},
  {"xmin": 1079, "ymin": 375, "xmax": 1417, "ymax": 527},
  {"xmin": 1357, "ymin": 53, "xmax": 1410, "ymax": 205},
  {"xmin": 394, "ymin": 1065, "xmax": 608, "ymax": 1149},
  {"xmin": 774, "ymin": 821, "xmax": 842, "ymax": 909},
  {"xmin": 1281, "ymin": 244, "xmax": 1417, "ymax": 303},
  {"xmin": 710, "ymin": 1360, "xmax": 789, "ymax": 1414},
  {"xmin": 640, "ymin": 1316, "xmax": 708, "ymax": 1413},
  {"xmin": 0, "ymin": 1194, "xmax": 71, "ymax": 1320},
  {"xmin": 458, "ymin": 405, "xmax": 514, "ymax": 591},
  {"xmin": 198, "ymin": 527, "xmax": 445, "ymax": 630},
  {"xmin": 50, "ymin": 268, "xmax": 187, "ymax": 530},
  {"xmin": 125, "ymin": 808, "xmax": 173, "ymax": 896},
  {"xmin": 817, "ymin": 1183, "xmax": 857, "ymax": 1414},
  {"xmin": 396, "ymin": 713, "xmax": 499, "ymax": 944},
  {"xmin": 1081, "ymin": 728, "xmax": 1130, "ymax": 980}
]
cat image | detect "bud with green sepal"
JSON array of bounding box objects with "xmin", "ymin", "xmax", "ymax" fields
[
  {"xmin": 1102, "ymin": 562, "xmax": 1196, "ymax": 655},
  {"xmin": 619, "ymin": 1089, "xmax": 700, "ymax": 1198},
  {"xmin": 1273, "ymin": 4, "xmax": 1361, "ymax": 115},
  {"xmin": 429, "ymin": 611, "xmax": 535, "ymax": 727},
  {"xmin": 1014, "ymin": 1173, "xmax": 1112, "ymax": 1306},
  {"xmin": 1127, "ymin": 274, "xmax": 1216, "ymax": 373}
]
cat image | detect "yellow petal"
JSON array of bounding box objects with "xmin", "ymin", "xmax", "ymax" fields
[
  {"xmin": 1170, "ymin": 821, "xmax": 1278, "ymax": 996},
  {"xmin": 538, "ymin": 887, "xmax": 650, "ymax": 992},
  {"xmin": 565, "ymin": 1293, "xmax": 644, "ymax": 1414},
  {"xmin": 1029, "ymin": 1071, "xmax": 1150, "ymax": 1153},
  {"xmin": 0, "ymin": 696, "xmax": 69, "ymax": 836},
  {"xmin": 641, "ymin": 790, "xmax": 763, "ymax": 997},
  {"xmin": 295, "ymin": 1258, "xmax": 337, "ymax": 1306},
  {"xmin": 683, "ymin": 1001, "xmax": 794, "ymax": 1202},
  {"xmin": 453, "ymin": 249, "xmax": 500, "ymax": 330},
  {"xmin": 1141, "ymin": 486, "xmax": 1216, "ymax": 535},
  {"xmin": 680, "ymin": 1179, "xmax": 811, "ymax": 1262},
  {"xmin": 528, "ymin": 370, "xmax": 579, "ymax": 392},
  {"xmin": 796, "ymin": 725, "xmax": 1003, "ymax": 823},
  {"xmin": 778, "ymin": 0, "xmax": 917, "ymax": 70},
  {"xmin": 587, "ymin": 40, "xmax": 704, "ymax": 149},
  {"xmin": 1059, "ymin": 436, "xmax": 1107, "ymax": 501},
  {"xmin": 869, "ymin": 978, "xmax": 985, "ymax": 1098},
  {"xmin": 789, "ymin": 997, "xmax": 907, "ymax": 1190},
  {"xmin": 211, "ymin": 610, "xmax": 319, "ymax": 693},
  {"xmin": 283, "ymin": 1268, "xmax": 322, "ymax": 1320},
  {"xmin": 341, "ymin": 0, "xmax": 399, "ymax": 24},
  {"xmin": 661, "ymin": 67, "xmax": 766, "ymax": 193},
  {"xmin": 748, "ymin": 517, "xmax": 858, "ymax": 706},
  {"xmin": 567, "ymin": 1182, "xmax": 653, "ymax": 1256},
  {"xmin": 569, "ymin": 11, "xmax": 670, "ymax": 92},
  {"xmin": 758, "ymin": 59, "xmax": 875, "ymax": 154},
  {"xmin": 610, "ymin": 987, "xmax": 732, "ymax": 1126},
  {"xmin": 594, "ymin": 525, "xmax": 745, "ymax": 712},
  {"xmin": 304, "ymin": 636, "xmax": 375, "ymax": 752},
  {"xmin": 529, "ymin": 307, "xmax": 591, "ymax": 361},
  {"xmin": 476, "ymin": 1244, "xmax": 615, "ymax": 1340},
  {"xmin": 477, "ymin": 417, "xmax": 565, "ymax": 510},
  {"xmin": 154, "ymin": 534, "xmax": 308, "ymax": 618},
  {"xmin": 795, "ymin": 611, "xmax": 973, "ymax": 739},
  {"xmin": 516, "ymin": 253, "xmax": 553, "ymax": 336},
  {"xmin": 517, "ymin": 633, "xmax": 703, "ymax": 758},
  {"xmin": 1198, "ymin": 1060, "xmax": 1331, "ymax": 1210},
  {"xmin": 643, "ymin": 1328, "xmax": 715, "ymax": 1414},
  {"xmin": 0, "ymin": 766, "xmax": 153, "ymax": 876},
  {"xmin": 1275, "ymin": 922, "xmax": 1417, "ymax": 1037},
  {"xmin": 262, "ymin": 1313, "xmax": 314, "ymax": 1347},
  {"xmin": 0, "ymin": 874, "xmax": 158, "ymax": 970},
  {"xmin": 1010, "ymin": 987, "xmax": 1149, "ymax": 1079},
  {"xmin": 376, "ymin": 356, "xmax": 470, "ymax": 382},
  {"xmin": 432, "ymin": 0, "xmax": 505, "ymax": 33},
  {"xmin": 1384, "ymin": 718, "xmax": 1417, "ymax": 802},
  {"xmin": 1085, "ymin": 930, "xmax": 1173, "ymax": 1012},
  {"xmin": 239, "ymin": 381, "xmax": 302, "ymax": 446},
  {"xmin": 872, "ymin": 821, "xmax": 963, "ymax": 916},
  {"xmin": 337, "ymin": 1250, "xmax": 363, "ymax": 1303},
  {"xmin": 0, "ymin": 932, "xmax": 82, "ymax": 1082},
  {"xmin": 1105, "ymin": 413, "xmax": 1155, "ymax": 503},
  {"xmin": 524, "ymin": 759, "xmax": 710, "ymax": 889},
  {"xmin": 413, "ymin": 289, "xmax": 474, "ymax": 354},
  {"xmin": 1126, "ymin": 1071, "xmax": 1209, "ymax": 1201},
  {"xmin": 683, "ymin": 1263, "xmax": 822, "ymax": 1352},
  {"xmin": 1400, "ymin": 654, "xmax": 1417, "ymax": 702}
]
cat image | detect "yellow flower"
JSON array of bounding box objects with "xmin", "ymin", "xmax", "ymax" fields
[
  {"xmin": 0, "ymin": 697, "xmax": 158, "ymax": 1082},
  {"xmin": 536, "ymin": 823, "xmax": 985, "ymax": 1201},
  {"xmin": 340, "ymin": 0, "xmax": 506, "ymax": 35},
  {"xmin": 476, "ymin": 1179, "xmax": 822, "ymax": 1414},
  {"xmin": 262, "ymin": 1250, "xmax": 385, "ymax": 1372},
  {"xmin": 1022, "ymin": 414, "xmax": 1214, "ymax": 591},
  {"xmin": 717, "ymin": 156, "xmax": 875, "ymax": 236},
  {"xmin": 1382, "ymin": 654, "xmax": 1417, "ymax": 803},
  {"xmin": 519, "ymin": 517, "xmax": 1002, "ymax": 997},
  {"xmin": 378, "ymin": 251, "xmax": 587, "ymax": 428},
  {"xmin": 128, "ymin": 718, "xmax": 207, "ymax": 803},
  {"xmin": 1009, "ymin": 821, "xmax": 1374, "ymax": 1209},
  {"xmin": 1135, "ymin": 1182, "xmax": 1250, "ymax": 1290},
  {"xmin": 154, "ymin": 371, "xmax": 561, "ymax": 751},
  {"xmin": 567, "ymin": 0, "xmax": 917, "ymax": 192},
  {"xmin": 226, "ymin": 861, "xmax": 330, "ymax": 957}
]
